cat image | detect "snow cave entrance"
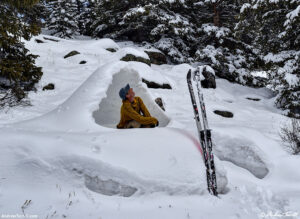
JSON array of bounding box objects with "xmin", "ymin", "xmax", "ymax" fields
[{"xmin": 92, "ymin": 68, "xmax": 170, "ymax": 128}]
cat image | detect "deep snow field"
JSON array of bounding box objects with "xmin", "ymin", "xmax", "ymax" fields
[{"xmin": 0, "ymin": 34, "xmax": 299, "ymax": 219}]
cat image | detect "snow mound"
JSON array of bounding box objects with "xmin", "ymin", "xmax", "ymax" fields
[
  {"xmin": 9, "ymin": 61, "xmax": 170, "ymax": 132},
  {"xmin": 1, "ymin": 127, "xmax": 228, "ymax": 199},
  {"xmin": 59, "ymin": 128, "xmax": 228, "ymax": 196},
  {"xmin": 1, "ymin": 57, "xmax": 230, "ymax": 195},
  {"xmin": 92, "ymin": 68, "xmax": 170, "ymax": 128},
  {"xmin": 115, "ymin": 47, "xmax": 149, "ymax": 60},
  {"xmin": 214, "ymin": 136, "xmax": 269, "ymax": 179}
]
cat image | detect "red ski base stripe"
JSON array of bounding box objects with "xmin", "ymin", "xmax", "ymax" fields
[{"xmin": 168, "ymin": 127, "xmax": 204, "ymax": 156}]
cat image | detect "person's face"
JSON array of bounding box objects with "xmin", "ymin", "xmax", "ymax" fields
[{"xmin": 126, "ymin": 88, "xmax": 135, "ymax": 100}]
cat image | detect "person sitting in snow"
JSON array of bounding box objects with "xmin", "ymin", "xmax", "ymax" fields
[{"xmin": 117, "ymin": 84, "xmax": 159, "ymax": 129}]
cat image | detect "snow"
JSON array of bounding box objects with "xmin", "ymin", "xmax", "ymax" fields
[
  {"xmin": 113, "ymin": 47, "xmax": 150, "ymax": 60},
  {"xmin": 201, "ymin": 24, "xmax": 230, "ymax": 38},
  {"xmin": 214, "ymin": 136, "xmax": 269, "ymax": 179},
  {"xmin": 154, "ymin": 38, "xmax": 186, "ymax": 63},
  {"xmin": 0, "ymin": 34, "xmax": 300, "ymax": 218},
  {"xmin": 240, "ymin": 3, "xmax": 251, "ymax": 13},
  {"xmin": 264, "ymin": 51, "xmax": 293, "ymax": 63},
  {"xmin": 263, "ymin": 50, "xmax": 299, "ymax": 87},
  {"xmin": 197, "ymin": 65, "xmax": 215, "ymax": 78},
  {"xmin": 251, "ymin": 71, "xmax": 268, "ymax": 78},
  {"xmin": 284, "ymin": 73, "xmax": 299, "ymax": 86},
  {"xmin": 286, "ymin": 5, "xmax": 300, "ymax": 21},
  {"xmin": 124, "ymin": 7, "xmax": 146, "ymax": 19},
  {"xmin": 196, "ymin": 45, "xmax": 222, "ymax": 65}
]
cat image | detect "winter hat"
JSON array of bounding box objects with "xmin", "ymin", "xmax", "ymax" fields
[{"xmin": 119, "ymin": 84, "xmax": 130, "ymax": 100}]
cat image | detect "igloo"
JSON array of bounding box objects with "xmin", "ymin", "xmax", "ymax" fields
[
  {"xmin": 92, "ymin": 68, "xmax": 170, "ymax": 128},
  {"xmin": 11, "ymin": 61, "xmax": 171, "ymax": 132}
]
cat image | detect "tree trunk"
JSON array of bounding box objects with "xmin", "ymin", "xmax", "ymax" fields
[{"xmin": 213, "ymin": 3, "xmax": 220, "ymax": 27}]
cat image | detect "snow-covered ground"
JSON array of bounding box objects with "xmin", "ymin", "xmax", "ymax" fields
[{"xmin": 0, "ymin": 34, "xmax": 299, "ymax": 219}]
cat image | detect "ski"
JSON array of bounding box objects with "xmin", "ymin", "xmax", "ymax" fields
[
  {"xmin": 187, "ymin": 69, "xmax": 218, "ymax": 196},
  {"xmin": 193, "ymin": 68, "xmax": 218, "ymax": 196}
]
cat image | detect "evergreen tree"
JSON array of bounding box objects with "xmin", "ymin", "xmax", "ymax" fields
[
  {"xmin": 79, "ymin": 0, "xmax": 98, "ymax": 35},
  {"xmin": 91, "ymin": 0, "xmax": 201, "ymax": 63},
  {"xmin": 0, "ymin": 0, "xmax": 43, "ymax": 105},
  {"xmin": 90, "ymin": 0, "xmax": 261, "ymax": 85},
  {"xmin": 74, "ymin": 0, "xmax": 85, "ymax": 34},
  {"xmin": 236, "ymin": 0, "xmax": 300, "ymax": 118},
  {"xmin": 193, "ymin": 0, "xmax": 265, "ymax": 85},
  {"xmin": 23, "ymin": 0, "xmax": 49, "ymax": 28},
  {"xmin": 46, "ymin": 0, "xmax": 80, "ymax": 38}
]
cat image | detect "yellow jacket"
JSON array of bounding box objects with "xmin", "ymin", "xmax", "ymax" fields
[{"xmin": 117, "ymin": 96, "xmax": 158, "ymax": 129}]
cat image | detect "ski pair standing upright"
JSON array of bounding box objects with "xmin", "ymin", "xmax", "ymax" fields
[{"xmin": 187, "ymin": 68, "xmax": 218, "ymax": 196}]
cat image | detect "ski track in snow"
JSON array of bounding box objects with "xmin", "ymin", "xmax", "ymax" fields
[{"xmin": 0, "ymin": 34, "xmax": 299, "ymax": 219}]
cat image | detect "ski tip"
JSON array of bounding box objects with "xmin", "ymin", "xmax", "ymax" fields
[{"xmin": 187, "ymin": 69, "xmax": 191, "ymax": 79}]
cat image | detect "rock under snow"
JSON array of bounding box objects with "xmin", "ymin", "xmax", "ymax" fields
[
  {"xmin": 213, "ymin": 110, "xmax": 234, "ymax": 118},
  {"xmin": 214, "ymin": 136, "xmax": 269, "ymax": 179},
  {"xmin": 198, "ymin": 65, "xmax": 216, "ymax": 89},
  {"xmin": 64, "ymin": 50, "xmax": 80, "ymax": 59},
  {"xmin": 144, "ymin": 50, "xmax": 167, "ymax": 65}
]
